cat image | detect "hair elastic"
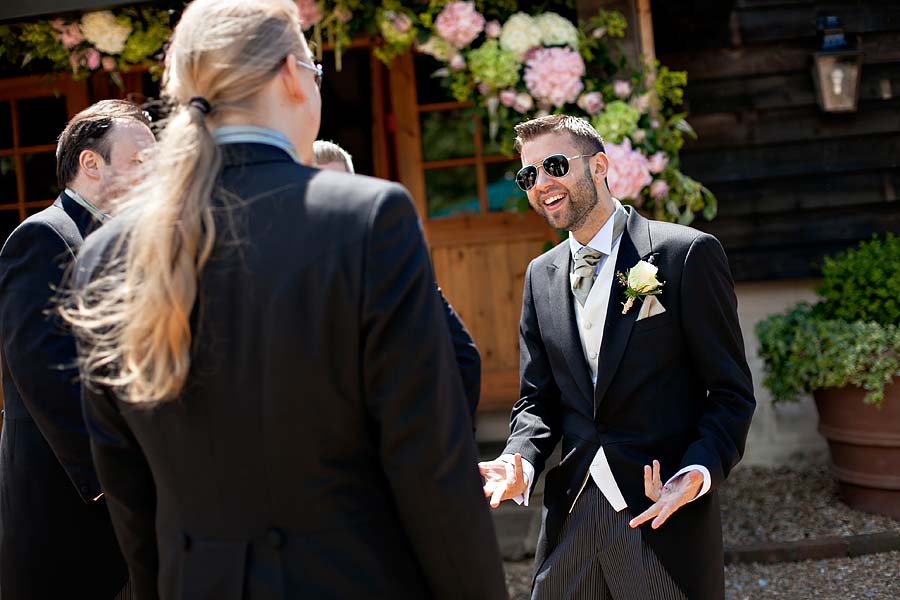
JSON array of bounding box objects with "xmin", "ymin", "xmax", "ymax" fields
[{"xmin": 188, "ymin": 97, "xmax": 211, "ymax": 115}]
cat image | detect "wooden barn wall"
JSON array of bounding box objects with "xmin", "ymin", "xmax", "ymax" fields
[{"xmin": 652, "ymin": 0, "xmax": 900, "ymax": 281}]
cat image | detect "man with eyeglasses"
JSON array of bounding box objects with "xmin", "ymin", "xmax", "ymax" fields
[{"xmin": 478, "ymin": 115, "xmax": 754, "ymax": 600}]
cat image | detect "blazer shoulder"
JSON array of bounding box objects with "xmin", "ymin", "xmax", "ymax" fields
[
  {"xmin": 530, "ymin": 238, "xmax": 569, "ymax": 271},
  {"xmin": 1, "ymin": 206, "xmax": 80, "ymax": 258},
  {"xmin": 646, "ymin": 219, "xmax": 722, "ymax": 258}
]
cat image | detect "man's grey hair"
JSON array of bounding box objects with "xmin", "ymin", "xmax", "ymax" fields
[{"xmin": 313, "ymin": 140, "xmax": 354, "ymax": 173}]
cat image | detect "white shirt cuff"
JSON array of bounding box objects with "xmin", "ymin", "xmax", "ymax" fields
[
  {"xmin": 498, "ymin": 454, "xmax": 535, "ymax": 507},
  {"xmin": 666, "ymin": 464, "xmax": 711, "ymax": 502}
]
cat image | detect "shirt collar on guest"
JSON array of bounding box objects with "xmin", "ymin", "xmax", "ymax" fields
[
  {"xmin": 211, "ymin": 125, "xmax": 302, "ymax": 164},
  {"xmin": 568, "ymin": 198, "xmax": 625, "ymax": 259},
  {"xmin": 65, "ymin": 187, "xmax": 109, "ymax": 223}
]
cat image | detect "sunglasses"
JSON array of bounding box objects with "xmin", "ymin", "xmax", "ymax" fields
[
  {"xmin": 515, "ymin": 152, "xmax": 600, "ymax": 191},
  {"xmin": 296, "ymin": 59, "xmax": 324, "ymax": 89}
]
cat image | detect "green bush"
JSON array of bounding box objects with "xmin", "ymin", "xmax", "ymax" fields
[
  {"xmin": 815, "ymin": 233, "xmax": 900, "ymax": 326},
  {"xmin": 756, "ymin": 235, "xmax": 900, "ymax": 407}
]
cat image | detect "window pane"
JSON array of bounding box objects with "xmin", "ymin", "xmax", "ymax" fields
[
  {"xmin": 0, "ymin": 157, "xmax": 18, "ymax": 205},
  {"xmin": 23, "ymin": 153, "xmax": 59, "ymax": 202},
  {"xmin": 421, "ymin": 110, "xmax": 475, "ymax": 162},
  {"xmin": 414, "ymin": 54, "xmax": 454, "ymax": 105},
  {"xmin": 0, "ymin": 101, "xmax": 12, "ymax": 148},
  {"xmin": 486, "ymin": 160, "xmax": 527, "ymax": 213},
  {"xmin": 425, "ymin": 166, "xmax": 479, "ymax": 218},
  {"xmin": 18, "ymin": 96, "xmax": 67, "ymax": 147},
  {"xmin": 0, "ymin": 209, "xmax": 21, "ymax": 246}
]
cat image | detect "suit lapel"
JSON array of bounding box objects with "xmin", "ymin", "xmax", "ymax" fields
[
  {"xmin": 57, "ymin": 192, "xmax": 96, "ymax": 239},
  {"xmin": 593, "ymin": 207, "xmax": 653, "ymax": 417},
  {"xmin": 546, "ymin": 245, "xmax": 594, "ymax": 409}
]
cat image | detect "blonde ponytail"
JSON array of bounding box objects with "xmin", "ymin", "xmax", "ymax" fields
[{"xmin": 63, "ymin": 0, "xmax": 305, "ymax": 404}]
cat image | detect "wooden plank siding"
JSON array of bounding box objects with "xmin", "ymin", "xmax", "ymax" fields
[{"xmin": 652, "ymin": 0, "xmax": 900, "ymax": 281}]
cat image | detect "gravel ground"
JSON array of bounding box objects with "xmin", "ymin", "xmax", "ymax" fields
[
  {"xmin": 504, "ymin": 552, "xmax": 900, "ymax": 599},
  {"xmin": 720, "ymin": 465, "xmax": 900, "ymax": 546},
  {"xmin": 503, "ymin": 465, "xmax": 900, "ymax": 598}
]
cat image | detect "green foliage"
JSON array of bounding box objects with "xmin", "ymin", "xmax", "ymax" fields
[
  {"xmin": 654, "ymin": 64, "xmax": 687, "ymax": 111},
  {"xmin": 814, "ymin": 234, "xmax": 900, "ymax": 326},
  {"xmin": 120, "ymin": 8, "xmax": 170, "ymax": 66},
  {"xmin": 756, "ymin": 304, "xmax": 900, "ymax": 407},
  {"xmin": 756, "ymin": 236, "xmax": 900, "ymax": 408},
  {"xmin": 590, "ymin": 100, "xmax": 640, "ymax": 143},
  {"xmin": 468, "ymin": 40, "xmax": 519, "ymax": 90}
]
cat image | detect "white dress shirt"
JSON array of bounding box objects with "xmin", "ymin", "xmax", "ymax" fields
[{"xmin": 501, "ymin": 201, "xmax": 711, "ymax": 509}]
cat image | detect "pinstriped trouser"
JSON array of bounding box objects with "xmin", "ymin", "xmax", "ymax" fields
[{"xmin": 532, "ymin": 482, "xmax": 687, "ymax": 600}]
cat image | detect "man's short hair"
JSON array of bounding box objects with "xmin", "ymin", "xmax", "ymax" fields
[
  {"xmin": 313, "ymin": 140, "xmax": 354, "ymax": 173},
  {"xmin": 56, "ymin": 100, "xmax": 151, "ymax": 188},
  {"xmin": 513, "ymin": 114, "xmax": 605, "ymax": 156}
]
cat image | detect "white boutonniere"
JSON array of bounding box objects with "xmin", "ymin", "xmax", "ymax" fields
[{"xmin": 616, "ymin": 260, "xmax": 664, "ymax": 315}]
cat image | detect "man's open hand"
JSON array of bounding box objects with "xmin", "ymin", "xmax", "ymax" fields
[
  {"xmin": 478, "ymin": 453, "xmax": 528, "ymax": 508},
  {"xmin": 629, "ymin": 460, "xmax": 703, "ymax": 530}
]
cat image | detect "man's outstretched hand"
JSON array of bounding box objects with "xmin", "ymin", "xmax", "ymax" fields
[
  {"xmin": 628, "ymin": 460, "xmax": 703, "ymax": 530},
  {"xmin": 478, "ymin": 453, "xmax": 528, "ymax": 508}
]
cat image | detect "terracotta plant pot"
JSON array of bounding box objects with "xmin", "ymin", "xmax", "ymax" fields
[{"xmin": 814, "ymin": 379, "xmax": 900, "ymax": 520}]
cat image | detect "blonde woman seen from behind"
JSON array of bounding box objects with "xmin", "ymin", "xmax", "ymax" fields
[{"xmin": 63, "ymin": 1, "xmax": 506, "ymax": 598}]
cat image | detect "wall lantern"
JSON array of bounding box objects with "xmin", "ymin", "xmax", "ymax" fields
[{"xmin": 812, "ymin": 16, "xmax": 864, "ymax": 113}]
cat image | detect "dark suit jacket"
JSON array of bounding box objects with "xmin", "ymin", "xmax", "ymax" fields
[
  {"xmin": 0, "ymin": 193, "xmax": 127, "ymax": 598},
  {"xmin": 76, "ymin": 144, "xmax": 507, "ymax": 600},
  {"xmin": 439, "ymin": 288, "xmax": 480, "ymax": 417},
  {"xmin": 503, "ymin": 206, "xmax": 755, "ymax": 600}
]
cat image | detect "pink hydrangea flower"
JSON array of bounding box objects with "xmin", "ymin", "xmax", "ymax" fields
[
  {"xmin": 576, "ymin": 91, "xmax": 604, "ymax": 115},
  {"xmin": 605, "ymin": 138, "xmax": 652, "ymax": 201},
  {"xmin": 648, "ymin": 151, "xmax": 668, "ymax": 174},
  {"xmin": 435, "ymin": 2, "xmax": 485, "ymax": 49},
  {"xmin": 499, "ymin": 89, "xmax": 517, "ymax": 107},
  {"xmin": 485, "ymin": 20, "xmax": 502, "ymax": 39},
  {"xmin": 613, "ymin": 80, "xmax": 632, "ymax": 99},
  {"xmin": 478, "ymin": 82, "xmax": 491, "ymax": 95},
  {"xmin": 631, "ymin": 129, "xmax": 646, "ymax": 143},
  {"xmin": 296, "ymin": 0, "xmax": 323, "ymax": 30},
  {"xmin": 102, "ymin": 56, "xmax": 117, "ymax": 72},
  {"xmin": 85, "ymin": 48, "xmax": 101, "ymax": 70},
  {"xmin": 630, "ymin": 92, "xmax": 652, "ymax": 113},
  {"xmin": 524, "ymin": 47, "xmax": 585, "ymax": 108},
  {"xmin": 52, "ymin": 19, "xmax": 85, "ymax": 49},
  {"xmin": 513, "ymin": 92, "xmax": 534, "ymax": 114},
  {"xmin": 334, "ymin": 7, "xmax": 353, "ymax": 23},
  {"xmin": 650, "ymin": 179, "xmax": 669, "ymax": 200}
]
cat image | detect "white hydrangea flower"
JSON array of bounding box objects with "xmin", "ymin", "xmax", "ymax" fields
[
  {"xmin": 81, "ymin": 11, "xmax": 132, "ymax": 55},
  {"xmin": 500, "ymin": 13, "xmax": 541, "ymax": 61},
  {"xmin": 534, "ymin": 12, "xmax": 579, "ymax": 49}
]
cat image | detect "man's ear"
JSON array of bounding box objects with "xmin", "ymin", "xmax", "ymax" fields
[
  {"xmin": 591, "ymin": 152, "xmax": 609, "ymax": 183},
  {"xmin": 78, "ymin": 149, "xmax": 103, "ymax": 181}
]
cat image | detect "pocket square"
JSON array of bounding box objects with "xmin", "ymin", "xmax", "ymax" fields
[{"xmin": 637, "ymin": 295, "xmax": 666, "ymax": 320}]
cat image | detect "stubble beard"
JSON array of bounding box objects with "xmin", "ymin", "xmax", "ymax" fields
[{"xmin": 541, "ymin": 173, "xmax": 599, "ymax": 232}]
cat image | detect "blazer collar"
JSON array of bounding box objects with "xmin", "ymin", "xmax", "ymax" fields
[
  {"xmin": 220, "ymin": 142, "xmax": 303, "ymax": 169},
  {"xmin": 56, "ymin": 191, "xmax": 98, "ymax": 238},
  {"xmin": 592, "ymin": 205, "xmax": 655, "ymax": 416}
]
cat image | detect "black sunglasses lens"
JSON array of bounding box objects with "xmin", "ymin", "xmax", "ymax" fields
[
  {"xmin": 516, "ymin": 166, "xmax": 537, "ymax": 191},
  {"xmin": 543, "ymin": 155, "xmax": 569, "ymax": 178}
]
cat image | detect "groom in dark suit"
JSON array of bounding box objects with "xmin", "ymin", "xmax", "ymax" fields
[
  {"xmin": 0, "ymin": 99, "xmax": 154, "ymax": 598},
  {"xmin": 479, "ymin": 115, "xmax": 755, "ymax": 600}
]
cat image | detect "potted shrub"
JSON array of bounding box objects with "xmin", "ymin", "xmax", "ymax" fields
[{"xmin": 756, "ymin": 234, "xmax": 900, "ymax": 519}]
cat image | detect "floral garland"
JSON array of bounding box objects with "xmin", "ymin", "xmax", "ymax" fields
[
  {"xmin": 0, "ymin": 7, "xmax": 172, "ymax": 86},
  {"xmin": 0, "ymin": 0, "xmax": 714, "ymax": 223},
  {"xmin": 299, "ymin": 0, "xmax": 715, "ymax": 224}
]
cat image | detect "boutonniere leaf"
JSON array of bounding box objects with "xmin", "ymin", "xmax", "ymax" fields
[{"xmin": 616, "ymin": 260, "xmax": 664, "ymax": 315}]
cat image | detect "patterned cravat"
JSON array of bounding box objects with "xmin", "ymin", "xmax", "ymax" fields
[{"xmin": 572, "ymin": 246, "xmax": 603, "ymax": 307}]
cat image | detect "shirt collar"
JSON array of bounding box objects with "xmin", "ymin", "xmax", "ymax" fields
[
  {"xmin": 568, "ymin": 198, "xmax": 625, "ymax": 258},
  {"xmin": 212, "ymin": 125, "xmax": 302, "ymax": 164},
  {"xmin": 65, "ymin": 187, "xmax": 109, "ymax": 223}
]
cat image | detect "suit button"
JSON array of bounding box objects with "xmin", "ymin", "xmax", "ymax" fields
[
  {"xmin": 267, "ymin": 528, "xmax": 285, "ymax": 549},
  {"xmin": 589, "ymin": 351, "xmax": 598, "ymax": 360},
  {"xmin": 180, "ymin": 532, "xmax": 192, "ymax": 551},
  {"xmin": 584, "ymin": 321, "xmax": 592, "ymax": 329}
]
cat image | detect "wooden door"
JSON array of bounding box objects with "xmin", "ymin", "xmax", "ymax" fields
[{"xmin": 388, "ymin": 53, "xmax": 555, "ymax": 412}]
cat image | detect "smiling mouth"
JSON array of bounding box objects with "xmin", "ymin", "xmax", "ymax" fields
[{"xmin": 542, "ymin": 193, "xmax": 566, "ymax": 210}]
